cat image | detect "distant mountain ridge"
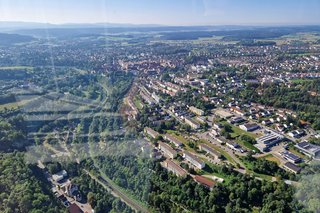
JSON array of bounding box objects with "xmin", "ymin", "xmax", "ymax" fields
[{"xmin": 0, "ymin": 21, "xmax": 164, "ymax": 31}]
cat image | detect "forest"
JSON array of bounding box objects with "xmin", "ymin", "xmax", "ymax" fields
[{"xmin": 0, "ymin": 152, "xmax": 65, "ymax": 213}]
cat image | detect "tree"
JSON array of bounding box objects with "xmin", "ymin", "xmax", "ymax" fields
[{"xmin": 87, "ymin": 192, "xmax": 96, "ymax": 208}]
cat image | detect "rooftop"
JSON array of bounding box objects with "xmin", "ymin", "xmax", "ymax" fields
[{"xmin": 194, "ymin": 175, "xmax": 215, "ymax": 188}]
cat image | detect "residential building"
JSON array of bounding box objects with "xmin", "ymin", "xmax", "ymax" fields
[
  {"xmin": 230, "ymin": 107, "xmax": 245, "ymax": 116},
  {"xmin": 215, "ymin": 109, "xmax": 233, "ymax": 119},
  {"xmin": 164, "ymin": 134, "xmax": 183, "ymax": 147},
  {"xmin": 158, "ymin": 141, "xmax": 177, "ymax": 158},
  {"xmin": 262, "ymin": 119, "xmax": 273, "ymax": 126},
  {"xmin": 199, "ymin": 143, "xmax": 221, "ymax": 159},
  {"xmin": 68, "ymin": 203, "xmax": 83, "ymax": 213},
  {"xmin": 152, "ymin": 92, "xmax": 161, "ymax": 103},
  {"xmin": 228, "ymin": 116, "xmax": 246, "ymax": 124},
  {"xmin": 226, "ymin": 142, "xmax": 241, "ymax": 151},
  {"xmin": 144, "ymin": 127, "xmax": 160, "ymax": 139},
  {"xmin": 283, "ymin": 162, "xmax": 302, "ymax": 174},
  {"xmin": 194, "ymin": 175, "xmax": 215, "ymax": 190},
  {"xmin": 184, "ymin": 117, "xmax": 201, "ymax": 129},
  {"xmin": 189, "ymin": 106, "xmax": 205, "ymax": 116},
  {"xmin": 52, "ymin": 170, "xmax": 68, "ymax": 182},
  {"xmin": 288, "ymin": 130, "xmax": 305, "ymax": 138},
  {"xmin": 161, "ymin": 159, "xmax": 187, "ymax": 177},
  {"xmin": 239, "ymin": 123, "xmax": 260, "ymax": 132},
  {"xmin": 183, "ymin": 151, "xmax": 205, "ymax": 169}
]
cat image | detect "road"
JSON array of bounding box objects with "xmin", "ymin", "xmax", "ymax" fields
[{"xmin": 84, "ymin": 169, "xmax": 149, "ymax": 213}]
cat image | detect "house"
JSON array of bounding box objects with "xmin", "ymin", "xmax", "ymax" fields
[
  {"xmin": 189, "ymin": 106, "xmax": 205, "ymax": 116},
  {"xmin": 288, "ymin": 130, "xmax": 305, "ymax": 138},
  {"xmin": 68, "ymin": 203, "xmax": 83, "ymax": 213},
  {"xmin": 230, "ymin": 107, "xmax": 245, "ymax": 116},
  {"xmin": 262, "ymin": 119, "xmax": 273, "ymax": 126},
  {"xmin": 152, "ymin": 92, "xmax": 161, "ymax": 103},
  {"xmin": 228, "ymin": 116, "xmax": 246, "ymax": 124},
  {"xmin": 215, "ymin": 109, "xmax": 233, "ymax": 119},
  {"xmin": 239, "ymin": 123, "xmax": 260, "ymax": 132},
  {"xmin": 158, "ymin": 141, "xmax": 177, "ymax": 158},
  {"xmin": 295, "ymin": 141, "xmax": 320, "ymax": 159},
  {"xmin": 161, "ymin": 159, "xmax": 187, "ymax": 177},
  {"xmin": 184, "ymin": 117, "xmax": 201, "ymax": 129},
  {"xmin": 213, "ymin": 123, "xmax": 223, "ymax": 130},
  {"xmin": 52, "ymin": 170, "xmax": 68, "ymax": 182},
  {"xmin": 144, "ymin": 127, "xmax": 160, "ymax": 139},
  {"xmin": 210, "ymin": 129, "xmax": 220, "ymax": 137},
  {"xmin": 215, "ymin": 137, "xmax": 225, "ymax": 144},
  {"xmin": 199, "ymin": 144, "xmax": 221, "ymax": 159},
  {"xmin": 183, "ymin": 151, "xmax": 205, "ymax": 169},
  {"xmin": 164, "ymin": 134, "xmax": 183, "ymax": 147},
  {"xmin": 194, "ymin": 175, "xmax": 215, "ymax": 190},
  {"xmin": 283, "ymin": 162, "xmax": 302, "ymax": 174},
  {"xmin": 226, "ymin": 142, "xmax": 241, "ymax": 151},
  {"xmin": 275, "ymin": 124, "xmax": 286, "ymax": 132},
  {"xmin": 62, "ymin": 182, "xmax": 76, "ymax": 196},
  {"xmin": 195, "ymin": 116, "xmax": 207, "ymax": 124}
]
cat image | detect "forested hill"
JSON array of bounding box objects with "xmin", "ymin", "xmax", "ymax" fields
[{"xmin": 0, "ymin": 33, "xmax": 35, "ymax": 46}]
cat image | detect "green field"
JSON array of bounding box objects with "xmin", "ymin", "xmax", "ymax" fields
[
  {"xmin": 236, "ymin": 138, "xmax": 260, "ymax": 153},
  {"xmin": 288, "ymin": 147, "xmax": 306, "ymax": 159},
  {"xmin": 134, "ymin": 97, "xmax": 143, "ymax": 110},
  {"xmin": 0, "ymin": 100, "xmax": 29, "ymax": 111},
  {"xmin": 0, "ymin": 66, "xmax": 33, "ymax": 70},
  {"xmin": 259, "ymin": 154, "xmax": 281, "ymax": 165},
  {"xmin": 290, "ymin": 78, "xmax": 315, "ymax": 84}
]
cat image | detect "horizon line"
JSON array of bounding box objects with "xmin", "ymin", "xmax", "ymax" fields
[{"xmin": 1, "ymin": 21, "xmax": 320, "ymax": 28}]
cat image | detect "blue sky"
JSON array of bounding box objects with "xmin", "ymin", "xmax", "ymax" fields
[{"xmin": 0, "ymin": 0, "xmax": 320, "ymax": 25}]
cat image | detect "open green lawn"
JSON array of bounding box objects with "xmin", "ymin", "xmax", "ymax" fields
[
  {"xmin": 288, "ymin": 147, "xmax": 306, "ymax": 159},
  {"xmin": 230, "ymin": 125, "xmax": 259, "ymax": 139},
  {"xmin": 0, "ymin": 99, "xmax": 30, "ymax": 111},
  {"xmin": 200, "ymin": 161, "xmax": 233, "ymax": 184},
  {"xmin": 290, "ymin": 78, "xmax": 315, "ymax": 84},
  {"xmin": 236, "ymin": 138, "xmax": 261, "ymax": 153},
  {"xmin": 220, "ymin": 121, "xmax": 261, "ymax": 152},
  {"xmin": 251, "ymin": 172, "xmax": 273, "ymax": 181},
  {"xmin": 259, "ymin": 154, "xmax": 281, "ymax": 165},
  {"xmin": 0, "ymin": 66, "xmax": 33, "ymax": 70},
  {"xmin": 133, "ymin": 97, "xmax": 143, "ymax": 110}
]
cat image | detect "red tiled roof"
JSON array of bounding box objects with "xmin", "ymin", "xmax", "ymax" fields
[
  {"xmin": 194, "ymin": 175, "xmax": 215, "ymax": 188},
  {"xmin": 68, "ymin": 203, "xmax": 83, "ymax": 213}
]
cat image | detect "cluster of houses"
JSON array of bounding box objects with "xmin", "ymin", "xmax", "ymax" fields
[
  {"xmin": 51, "ymin": 170, "xmax": 85, "ymax": 213},
  {"xmin": 144, "ymin": 127, "xmax": 221, "ymax": 190},
  {"xmin": 148, "ymin": 79, "xmax": 188, "ymax": 97}
]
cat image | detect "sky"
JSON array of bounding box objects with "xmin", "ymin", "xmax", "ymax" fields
[{"xmin": 0, "ymin": 0, "xmax": 320, "ymax": 26}]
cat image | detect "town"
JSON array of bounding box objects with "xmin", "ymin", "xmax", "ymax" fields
[{"xmin": 1, "ymin": 24, "xmax": 320, "ymax": 213}]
